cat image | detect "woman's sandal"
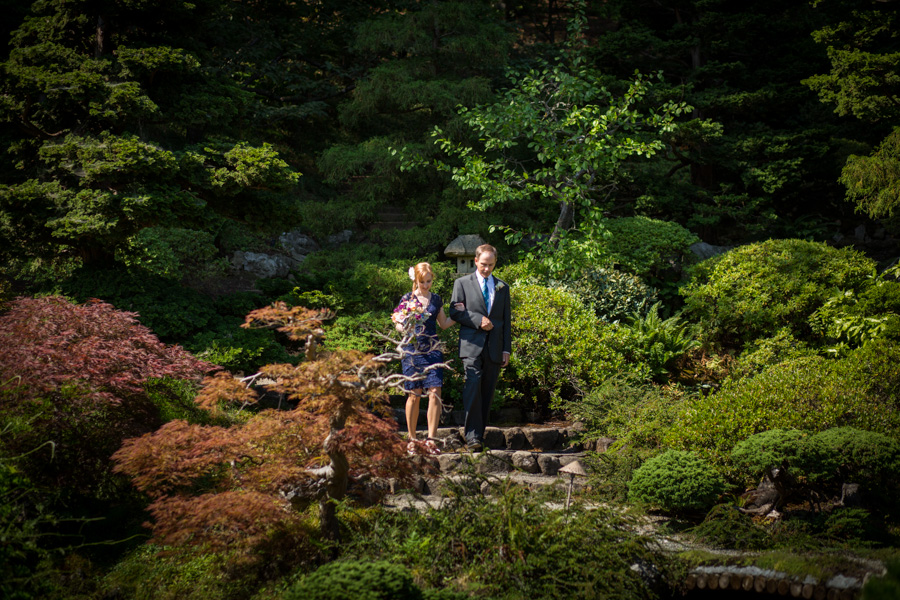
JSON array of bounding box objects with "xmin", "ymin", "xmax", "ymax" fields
[
  {"xmin": 406, "ymin": 440, "xmax": 418, "ymax": 455},
  {"xmin": 423, "ymin": 438, "xmax": 441, "ymax": 456}
]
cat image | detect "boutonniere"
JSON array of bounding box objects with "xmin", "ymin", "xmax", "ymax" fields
[{"xmin": 496, "ymin": 282, "xmax": 506, "ymax": 292}]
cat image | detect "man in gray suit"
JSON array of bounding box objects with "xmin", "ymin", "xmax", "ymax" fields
[{"xmin": 448, "ymin": 244, "xmax": 512, "ymax": 451}]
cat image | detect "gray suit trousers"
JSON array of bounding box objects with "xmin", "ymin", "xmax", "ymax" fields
[{"xmin": 462, "ymin": 352, "xmax": 501, "ymax": 444}]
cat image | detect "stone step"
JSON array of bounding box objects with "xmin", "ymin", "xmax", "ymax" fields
[{"xmin": 403, "ymin": 424, "xmax": 588, "ymax": 453}]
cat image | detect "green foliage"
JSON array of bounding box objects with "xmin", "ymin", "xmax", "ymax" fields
[
  {"xmin": 559, "ymin": 266, "xmax": 659, "ymax": 323},
  {"xmin": 569, "ymin": 376, "xmax": 684, "ymax": 450},
  {"xmin": 322, "ymin": 311, "xmax": 394, "ymax": 354},
  {"xmin": 342, "ymin": 481, "xmax": 674, "ymax": 600},
  {"xmin": 801, "ymin": 427, "xmax": 900, "ymax": 490},
  {"xmin": 628, "ymin": 450, "xmax": 726, "ymax": 514},
  {"xmin": 730, "ymin": 329, "xmax": 815, "ymax": 381},
  {"xmin": 285, "ymin": 560, "xmax": 423, "ymax": 600},
  {"xmin": 666, "ymin": 340, "xmax": 900, "ymax": 459},
  {"xmin": 143, "ymin": 377, "xmax": 212, "ymax": 425},
  {"xmin": 61, "ymin": 266, "xmax": 218, "ymax": 342},
  {"xmin": 810, "ymin": 277, "xmax": 900, "ymax": 354},
  {"xmin": 681, "ymin": 239, "xmax": 876, "ymax": 347},
  {"xmin": 625, "ymin": 303, "xmax": 699, "ymax": 382},
  {"xmin": 115, "ymin": 227, "xmax": 222, "ymax": 280},
  {"xmin": 591, "ymin": 216, "xmax": 700, "ymax": 283},
  {"xmin": 187, "ymin": 326, "xmax": 296, "ymax": 375},
  {"xmin": 730, "ymin": 429, "xmax": 808, "ymax": 481},
  {"xmin": 505, "ymin": 284, "xmax": 645, "ymax": 410},
  {"xmin": 839, "ymin": 127, "xmax": 900, "ymax": 219},
  {"xmin": 689, "ymin": 504, "xmax": 770, "ymax": 551},
  {"xmin": 863, "ymin": 560, "xmax": 900, "ymax": 600}
]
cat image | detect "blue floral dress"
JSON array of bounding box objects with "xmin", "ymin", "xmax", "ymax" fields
[{"xmin": 399, "ymin": 292, "xmax": 444, "ymax": 391}]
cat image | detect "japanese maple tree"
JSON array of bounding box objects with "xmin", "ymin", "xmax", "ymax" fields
[
  {"xmin": 0, "ymin": 296, "xmax": 212, "ymax": 495},
  {"xmin": 113, "ymin": 303, "xmax": 430, "ymax": 550}
]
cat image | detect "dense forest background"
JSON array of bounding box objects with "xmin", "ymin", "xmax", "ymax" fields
[{"xmin": 2, "ymin": 0, "xmax": 900, "ymax": 599}]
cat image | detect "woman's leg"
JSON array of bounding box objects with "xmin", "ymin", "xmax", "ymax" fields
[
  {"xmin": 405, "ymin": 390, "xmax": 422, "ymax": 440},
  {"xmin": 425, "ymin": 387, "xmax": 442, "ymax": 440}
]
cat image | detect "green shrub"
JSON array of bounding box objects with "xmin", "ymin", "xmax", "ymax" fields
[
  {"xmin": 285, "ymin": 560, "xmax": 423, "ymax": 600},
  {"xmin": 810, "ymin": 280, "xmax": 900, "ymax": 354},
  {"xmin": 143, "ymin": 377, "xmax": 212, "ymax": 425},
  {"xmin": 730, "ymin": 429, "xmax": 808, "ymax": 482},
  {"xmin": 665, "ymin": 340, "xmax": 900, "ymax": 459},
  {"xmin": 730, "ymin": 329, "xmax": 814, "ymax": 381},
  {"xmin": 342, "ymin": 483, "xmax": 673, "ymax": 600},
  {"xmin": 801, "ymin": 427, "xmax": 900, "ymax": 489},
  {"xmin": 504, "ymin": 285, "xmax": 646, "ymax": 410},
  {"xmin": 559, "ymin": 266, "xmax": 658, "ymax": 323},
  {"xmin": 681, "ymin": 239, "xmax": 875, "ymax": 347},
  {"xmin": 594, "ymin": 216, "xmax": 700, "ymax": 282},
  {"xmin": 187, "ymin": 325, "xmax": 296, "ymax": 374},
  {"xmin": 323, "ymin": 311, "xmax": 395, "ymax": 353},
  {"xmin": 628, "ymin": 449, "xmax": 725, "ymax": 514},
  {"xmin": 689, "ymin": 504, "xmax": 770, "ymax": 550},
  {"xmin": 115, "ymin": 226, "xmax": 223, "ymax": 280},
  {"xmin": 568, "ymin": 376, "xmax": 684, "ymax": 450},
  {"xmin": 625, "ymin": 303, "xmax": 699, "ymax": 382},
  {"xmin": 862, "ymin": 560, "xmax": 900, "ymax": 600},
  {"xmin": 61, "ymin": 266, "xmax": 218, "ymax": 342}
]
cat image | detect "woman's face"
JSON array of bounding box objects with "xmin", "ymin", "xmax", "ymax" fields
[{"xmin": 417, "ymin": 274, "xmax": 433, "ymax": 293}]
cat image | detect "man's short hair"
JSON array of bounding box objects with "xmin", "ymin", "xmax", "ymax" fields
[{"xmin": 475, "ymin": 244, "xmax": 497, "ymax": 259}]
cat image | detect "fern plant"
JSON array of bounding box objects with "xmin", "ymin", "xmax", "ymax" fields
[{"xmin": 626, "ymin": 303, "xmax": 700, "ymax": 382}]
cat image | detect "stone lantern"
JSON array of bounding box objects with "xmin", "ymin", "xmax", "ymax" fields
[{"xmin": 444, "ymin": 234, "xmax": 485, "ymax": 275}]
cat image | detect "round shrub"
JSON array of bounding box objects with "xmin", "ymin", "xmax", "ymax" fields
[
  {"xmin": 801, "ymin": 427, "xmax": 900, "ymax": 487},
  {"xmin": 730, "ymin": 429, "xmax": 808, "ymax": 481},
  {"xmin": 595, "ymin": 216, "xmax": 700, "ymax": 281},
  {"xmin": 285, "ymin": 560, "xmax": 423, "ymax": 600},
  {"xmin": 505, "ymin": 284, "xmax": 646, "ymax": 410},
  {"xmin": 681, "ymin": 239, "xmax": 875, "ymax": 347},
  {"xmin": 560, "ymin": 266, "xmax": 658, "ymax": 323},
  {"xmin": 665, "ymin": 339, "xmax": 900, "ymax": 459},
  {"xmin": 628, "ymin": 450, "xmax": 725, "ymax": 514}
]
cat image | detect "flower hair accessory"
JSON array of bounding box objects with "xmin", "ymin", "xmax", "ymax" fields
[{"xmin": 408, "ymin": 266, "xmax": 416, "ymax": 281}]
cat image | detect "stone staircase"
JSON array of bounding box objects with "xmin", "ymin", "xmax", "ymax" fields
[{"xmin": 387, "ymin": 416, "xmax": 592, "ymax": 508}]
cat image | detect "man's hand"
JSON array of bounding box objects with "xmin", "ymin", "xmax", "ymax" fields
[
  {"xmin": 480, "ymin": 316, "xmax": 493, "ymax": 330},
  {"xmin": 453, "ymin": 302, "xmax": 465, "ymax": 311},
  {"xmin": 502, "ymin": 352, "xmax": 510, "ymax": 367}
]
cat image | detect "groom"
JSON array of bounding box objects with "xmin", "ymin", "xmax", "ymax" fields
[{"xmin": 448, "ymin": 244, "xmax": 511, "ymax": 452}]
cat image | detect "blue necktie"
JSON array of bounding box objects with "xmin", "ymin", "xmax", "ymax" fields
[{"xmin": 482, "ymin": 277, "xmax": 490, "ymax": 313}]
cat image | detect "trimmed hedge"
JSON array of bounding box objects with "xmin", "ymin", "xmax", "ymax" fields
[
  {"xmin": 628, "ymin": 449, "xmax": 725, "ymax": 514},
  {"xmin": 681, "ymin": 239, "xmax": 875, "ymax": 347}
]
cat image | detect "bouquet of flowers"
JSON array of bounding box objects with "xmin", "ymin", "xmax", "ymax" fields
[{"xmin": 392, "ymin": 297, "xmax": 431, "ymax": 335}]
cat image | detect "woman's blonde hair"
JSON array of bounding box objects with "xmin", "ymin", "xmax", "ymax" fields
[{"xmin": 412, "ymin": 262, "xmax": 434, "ymax": 293}]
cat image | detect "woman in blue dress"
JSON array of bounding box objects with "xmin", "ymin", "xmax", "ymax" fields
[{"xmin": 392, "ymin": 262, "xmax": 456, "ymax": 454}]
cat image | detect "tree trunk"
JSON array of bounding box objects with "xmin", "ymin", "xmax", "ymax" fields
[
  {"xmin": 550, "ymin": 200, "xmax": 574, "ymax": 243},
  {"xmin": 319, "ymin": 450, "xmax": 349, "ymax": 542}
]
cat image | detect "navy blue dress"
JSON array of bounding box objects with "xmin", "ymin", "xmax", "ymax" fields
[{"xmin": 399, "ymin": 292, "xmax": 444, "ymax": 391}]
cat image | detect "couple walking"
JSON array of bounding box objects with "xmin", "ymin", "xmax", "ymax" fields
[{"xmin": 392, "ymin": 244, "xmax": 511, "ymax": 455}]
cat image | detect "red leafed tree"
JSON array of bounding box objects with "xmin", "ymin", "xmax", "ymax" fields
[
  {"xmin": 113, "ymin": 302, "xmax": 428, "ymax": 549},
  {"xmin": 0, "ymin": 296, "xmax": 212, "ymax": 495}
]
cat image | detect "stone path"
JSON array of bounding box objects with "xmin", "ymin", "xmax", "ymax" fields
[{"xmin": 384, "ymin": 419, "xmax": 884, "ymax": 599}]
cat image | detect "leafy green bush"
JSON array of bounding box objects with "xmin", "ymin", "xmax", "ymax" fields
[
  {"xmin": 342, "ymin": 482, "xmax": 674, "ymax": 600},
  {"xmin": 624, "ymin": 303, "xmax": 699, "ymax": 382},
  {"xmin": 322, "ymin": 311, "xmax": 395, "ymax": 353},
  {"xmin": 681, "ymin": 239, "xmax": 875, "ymax": 347},
  {"xmin": 504, "ymin": 285, "xmax": 647, "ymax": 410},
  {"xmin": 186, "ymin": 325, "xmax": 296, "ymax": 374},
  {"xmin": 61, "ymin": 266, "xmax": 219, "ymax": 342},
  {"xmin": 689, "ymin": 504, "xmax": 770, "ymax": 550},
  {"xmin": 567, "ymin": 267, "xmax": 658, "ymax": 323},
  {"xmin": 285, "ymin": 560, "xmax": 423, "ymax": 600},
  {"xmin": 594, "ymin": 216, "xmax": 700, "ymax": 282},
  {"xmin": 801, "ymin": 427, "xmax": 900, "ymax": 490},
  {"xmin": 810, "ymin": 279, "xmax": 900, "ymax": 354},
  {"xmin": 729, "ymin": 329, "xmax": 814, "ymax": 381},
  {"xmin": 730, "ymin": 429, "xmax": 808, "ymax": 482},
  {"xmin": 628, "ymin": 449, "xmax": 725, "ymax": 514},
  {"xmin": 568, "ymin": 376, "xmax": 684, "ymax": 450},
  {"xmin": 665, "ymin": 340, "xmax": 900, "ymax": 459},
  {"xmin": 115, "ymin": 226, "xmax": 223, "ymax": 280}
]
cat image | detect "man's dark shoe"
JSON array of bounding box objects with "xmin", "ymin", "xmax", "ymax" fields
[{"xmin": 466, "ymin": 441, "xmax": 483, "ymax": 453}]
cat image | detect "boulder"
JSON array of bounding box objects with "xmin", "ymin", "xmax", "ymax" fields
[
  {"xmin": 511, "ymin": 451, "xmax": 540, "ymax": 474},
  {"xmin": 504, "ymin": 427, "xmax": 527, "ymax": 450},
  {"xmin": 537, "ymin": 454, "xmax": 561, "ymax": 476},
  {"xmin": 523, "ymin": 427, "xmax": 559, "ymax": 451},
  {"xmin": 231, "ymin": 251, "xmax": 292, "ymax": 279},
  {"xmin": 327, "ymin": 229, "xmax": 353, "ymax": 246},
  {"xmin": 690, "ymin": 241, "xmax": 733, "ymax": 260},
  {"xmin": 484, "ymin": 427, "xmax": 506, "ymax": 449},
  {"xmin": 278, "ymin": 230, "xmax": 320, "ymax": 263}
]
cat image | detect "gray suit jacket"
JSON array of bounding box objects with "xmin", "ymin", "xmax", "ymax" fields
[{"xmin": 448, "ymin": 273, "xmax": 512, "ymax": 363}]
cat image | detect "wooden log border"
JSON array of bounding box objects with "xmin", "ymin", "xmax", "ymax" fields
[{"xmin": 685, "ymin": 568, "xmax": 861, "ymax": 599}]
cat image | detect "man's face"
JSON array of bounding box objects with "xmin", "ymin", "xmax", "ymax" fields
[{"xmin": 475, "ymin": 252, "xmax": 496, "ymax": 279}]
